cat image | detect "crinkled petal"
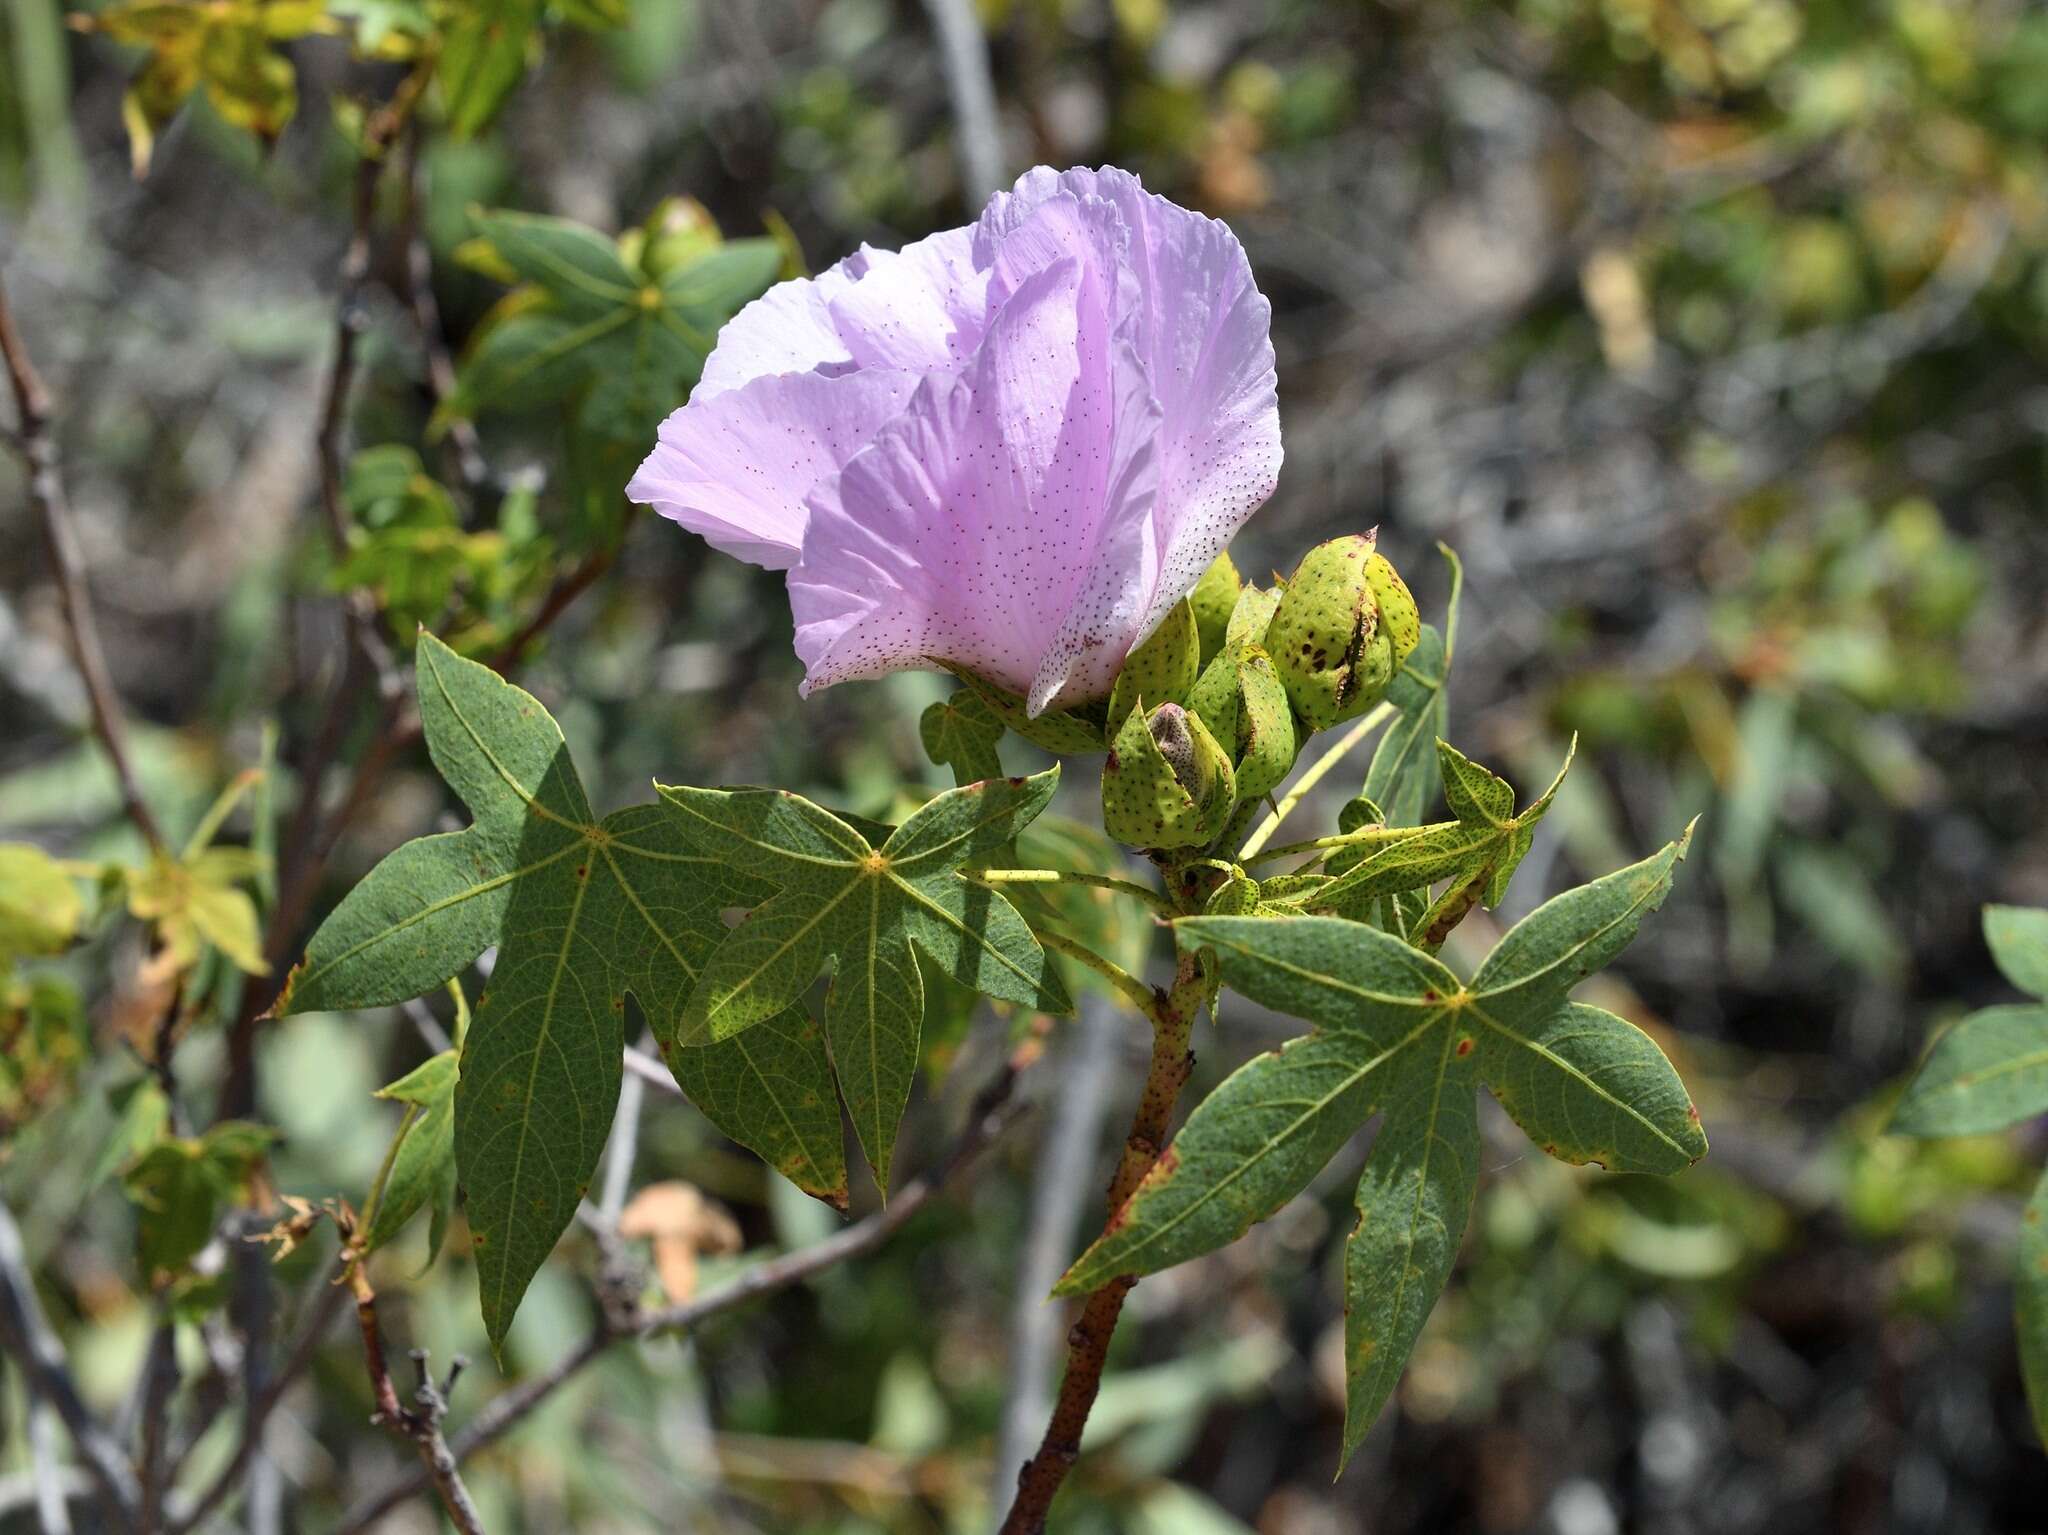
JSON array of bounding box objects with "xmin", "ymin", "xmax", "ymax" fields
[
  {"xmin": 790, "ymin": 240, "xmax": 1160, "ymax": 705},
  {"xmin": 695, "ymin": 228, "xmax": 986, "ymax": 403},
  {"xmin": 980, "ymin": 167, "xmax": 1281, "ymax": 643},
  {"xmin": 627, "ymin": 369, "xmax": 919, "ymax": 570},
  {"xmin": 823, "ymin": 227, "xmax": 989, "ymax": 375},
  {"xmin": 692, "ymin": 261, "xmax": 859, "ymax": 402}
]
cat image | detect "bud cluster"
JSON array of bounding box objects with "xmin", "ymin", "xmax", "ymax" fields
[{"xmin": 1099, "ymin": 533, "xmax": 1420, "ymax": 851}]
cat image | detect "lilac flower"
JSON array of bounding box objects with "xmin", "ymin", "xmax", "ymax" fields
[{"xmin": 628, "ymin": 166, "xmax": 1281, "ymax": 717}]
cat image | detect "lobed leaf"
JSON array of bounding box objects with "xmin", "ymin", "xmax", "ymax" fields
[
  {"xmin": 282, "ymin": 635, "xmax": 840, "ymax": 1347},
  {"xmin": 658, "ymin": 770, "xmax": 1069, "ymax": 1190},
  {"xmin": 1057, "ymin": 830, "xmax": 1701, "ymax": 1457}
]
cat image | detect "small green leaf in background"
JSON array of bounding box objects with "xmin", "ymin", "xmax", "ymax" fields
[
  {"xmin": 1986, "ymin": 904, "xmax": 2048, "ymax": 1000},
  {"xmin": 444, "ymin": 205, "xmax": 782, "ymax": 455},
  {"xmin": 1057, "ymin": 829, "xmax": 1701, "ymax": 1462},
  {"xmin": 0, "ymin": 843, "xmax": 84, "ymax": 965},
  {"xmin": 279, "ymin": 633, "xmax": 843, "ymax": 1347},
  {"xmin": 1, "ymin": 974, "xmax": 88, "ymax": 1139},
  {"xmin": 81, "ymin": 0, "xmax": 334, "ymax": 176},
  {"xmin": 124, "ymin": 1121, "xmax": 278, "ymax": 1280},
  {"xmin": 920, "ymin": 689, "xmax": 1005, "ymax": 786},
  {"xmin": 333, "ymin": 445, "xmax": 550, "ymax": 650},
  {"xmin": 438, "ymin": 0, "xmax": 542, "ymax": 138},
  {"xmin": 2019, "ymin": 1167, "xmax": 2048, "ymax": 1450},
  {"xmin": 1892, "ymin": 905, "xmax": 2048, "ymax": 1137},
  {"xmin": 657, "ymin": 769, "xmax": 1071, "ymax": 1192}
]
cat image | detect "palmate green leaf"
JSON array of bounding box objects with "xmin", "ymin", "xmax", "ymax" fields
[
  {"xmin": 657, "ymin": 771, "xmax": 1071, "ymax": 1191},
  {"xmin": 2018, "ymin": 1166, "xmax": 2048, "ymax": 1451},
  {"xmin": 1058, "ymin": 831, "xmax": 1700, "ymax": 1462},
  {"xmin": 1318, "ymin": 739, "xmax": 1573, "ymax": 933},
  {"xmin": 1362, "ymin": 546, "xmax": 1462, "ymax": 827},
  {"xmin": 279, "ymin": 634, "xmax": 846, "ymax": 1348}
]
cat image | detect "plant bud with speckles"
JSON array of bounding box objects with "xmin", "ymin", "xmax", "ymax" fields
[
  {"xmin": 1101, "ymin": 701, "xmax": 1236, "ymax": 850},
  {"xmin": 1264, "ymin": 534, "xmax": 1420, "ymax": 732}
]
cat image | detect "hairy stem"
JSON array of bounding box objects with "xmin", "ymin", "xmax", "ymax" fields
[{"xmin": 997, "ymin": 943, "xmax": 1211, "ymax": 1534}]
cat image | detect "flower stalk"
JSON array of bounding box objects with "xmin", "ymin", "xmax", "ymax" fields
[{"xmin": 997, "ymin": 873, "xmax": 1214, "ymax": 1534}]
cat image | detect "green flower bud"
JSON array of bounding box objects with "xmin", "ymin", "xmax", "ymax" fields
[
  {"xmin": 1225, "ymin": 583, "xmax": 1282, "ymax": 649},
  {"xmin": 1101, "ymin": 700, "xmax": 1236, "ymax": 850},
  {"xmin": 1189, "ymin": 551, "xmax": 1242, "ymax": 667},
  {"xmin": 1106, "ymin": 598, "xmax": 1199, "ymax": 730},
  {"xmin": 1264, "ymin": 534, "xmax": 1421, "ymax": 732},
  {"xmin": 1186, "ymin": 641, "xmax": 1299, "ymax": 804}
]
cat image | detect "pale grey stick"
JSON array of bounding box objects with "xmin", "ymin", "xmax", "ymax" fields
[{"xmin": 991, "ymin": 992, "xmax": 1122, "ymax": 1512}]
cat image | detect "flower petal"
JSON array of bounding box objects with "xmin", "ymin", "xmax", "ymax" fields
[
  {"xmin": 790, "ymin": 241, "xmax": 1160, "ymax": 704},
  {"xmin": 822, "ymin": 227, "xmax": 989, "ymax": 375},
  {"xmin": 694, "ymin": 228, "xmax": 987, "ymax": 403},
  {"xmin": 627, "ymin": 369, "xmax": 919, "ymax": 570},
  {"xmin": 692, "ymin": 263, "xmax": 858, "ymax": 403},
  {"xmin": 981, "ymin": 167, "xmax": 1281, "ymax": 643}
]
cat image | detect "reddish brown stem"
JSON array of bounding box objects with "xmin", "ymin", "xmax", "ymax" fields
[
  {"xmin": 348, "ymin": 1256, "xmax": 488, "ymax": 1534},
  {"xmin": 998, "ymin": 948, "xmax": 1208, "ymax": 1534}
]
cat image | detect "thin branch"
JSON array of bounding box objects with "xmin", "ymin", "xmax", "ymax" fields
[
  {"xmin": 397, "ymin": 117, "xmax": 487, "ymax": 492},
  {"xmin": 348, "ymin": 1259, "xmax": 487, "ymax": 1534},
  {"xmin": 135, "ymin": 1320, "xmax": 177, "ymax": 1534},
  {"xmin": 333, "ymin": 1050, "xmax": 1035, "ymax": 1535},
  {"xmin": 993, "ymin": 993, "xmax": 1120, "ymax": 1503},
  {"xmin": 1240, "ymin": 819, "xmax": 1437, "ymax": 869},
  {"xmin": 623, "ymin": 1044, "xmax": 684, "ymax": 1096},
  {"xmin": 969, "ymin": 867, "xmax": 1175, "ymax": 916},
  {"xmin": 0, "ymin": 1199, "xmax": 142, "ymax": 1530},
  {"xmin": 483, "ymin": 549, "xmax": 615, "ymax": 670},
  {"xmin": 27, "ymin": 1400, "xmax": 74, "ymax": 1535},
  {"xmin": 0, "ymin": 274, "xmax": 164, "ymax": 852},
  {"xmin": 1236, "ymin": 702, "xmax": 1393, "ymax": 859}
]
